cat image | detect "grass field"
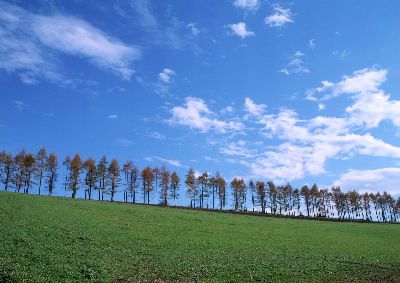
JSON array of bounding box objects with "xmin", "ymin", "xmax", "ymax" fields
[{"xmin": 0, "ymin": 191, "xmax": 399, "ymax": 282}]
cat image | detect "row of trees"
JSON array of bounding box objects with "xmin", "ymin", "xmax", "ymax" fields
[{"xmin": 1, "ymin": 148, "xmax": 400, "ymax": 222}]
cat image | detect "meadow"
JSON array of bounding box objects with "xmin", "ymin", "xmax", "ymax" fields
[{"xmin": 0, "ymin": 191, "xmax": 399, "ymax": 282}]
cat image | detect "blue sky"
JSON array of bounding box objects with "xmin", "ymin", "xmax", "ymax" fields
[{"xmin": 1, "ymin": 0, "xmax": 400, "ymax": 197}]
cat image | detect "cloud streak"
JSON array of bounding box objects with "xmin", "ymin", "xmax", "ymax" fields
[{"xmin": 0, "ymin": 2, "xmax": 139, "ymax": 84}]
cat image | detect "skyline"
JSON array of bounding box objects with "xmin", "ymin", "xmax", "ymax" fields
[{"xmin": 1, "ymin": 0, "xmax": 400, "ymax": 196}]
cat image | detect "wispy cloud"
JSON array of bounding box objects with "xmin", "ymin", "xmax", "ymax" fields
[
  {"xmin": 128, "ymin": 0, "xmax": 200, "ymax": 52},
  {"xmin": 244, "ymin": 97, "xmax": 266, "ymax": 117},
  {"xmin": 108, "ymin": 114, "xmax": 118, "ymax": 119},
  {"xmin": 145, "ymin": 156, "xmax": 183, "ymax": 168},
  {"xmin": 265, "ymin": 5, "xmax": 293, "ymax": 27},
  {"xmin": 308, "ymin": 39, "xmax": 316, "ymax": 49},
  {"xmin": 159, "ymin": 68, "xmax": 175, "ymax": 84},
  {"xmin": 227, "ymin": 22, "xmax": 255, "ymax": 39},
  {"xmin": 0, "ymin": 2, "xmax": 140, "ymax": 84},
  {"xmin": 13, "ymin": 100, "xmax": 28, "ymax": 111},
  {"xmin": 168, "ymin": 97, "xmax": 244, "ymax": 133},
  {"xmin": 280, "ymin": 51, "xmax": 309, "ymax": 75},
  {"xmin": 167, "ymin": 68, "xmax": 400, "ymax": 185},
  {"xmin": 113, "ymin": 138, "xmax": 133, "ymax": 147},
  {"xmin": 33, "ymin": 15, "xmax": 140, "ymax": 80},
  {"xmin": 187, "ymin": 23, "xmax": 200, "ymax": 36},
  {"xmin": 233, "ymin": 0, "xmax": 260, "ymax": 11},
  {"xmin": 147, "ymin": 131, "xmax": 166, "ymax": 140},
  {"xmin": 334, "ymin": 168, "xmax": 400, "ymax": 195}
]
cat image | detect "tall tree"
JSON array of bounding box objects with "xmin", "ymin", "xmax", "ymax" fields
[
  {"xmin": 292, "ymin": 188, "xmax": 301, "ymax": 216},
  {"xmin": 63, "ymin": 155, "xmax": 71, "ymax": 194},
  {"xmin": 267, "ymin": 181, "xmax": 277, "ymax": 214},
  {"xmin": 185, "ymin": 168, "xmax": 197, "ymax": 208},
  {"xmin": 46, "ymin": 152, "xmax": 58, "ymax": 195},
  {"xmin": 310, "ymin": 184, "xmax": 319, "ymax": 216},
  {"xmin": 141, "ymin": 166, "xmax": 154, "ymax": 204},
  {"xmin": 0, "ymin": 152, "xmax": 13, "ymax": 191},
  {"xmin": 96, "ymin": 156, "xmax": 108, "ymax": 201},
  {"xmin": 23, "ymin": 153, "xmax": 36, "ymax": 194},
  {"xmin": 170, "ymin": 171, "xmax": 180, "ymax": 206},
  {"xmin": 256, "ymin": 181, "xmax": 266, "ymax": 213},
  {"xmin": 35, "ymin": 147, "xmax": 47, "ymax": 195},
  {"xmin": 197, "ymin": 172, "xmax": 210, "ymax": 208},
  {"xmin": 128, "ymin": 164, "xmax": 139, "ymax": 203},
  {"xmin": 216, "ymin": 175, "xmax": 226, "ymax": 210},
  {"xmin": 153, "ymin": 167, "xmax": 161, "ymax": 197},
  {"xmin": 123, "ymin": 161, "xmax": 133, "ymax": 203},
  {"xmin": 13, "ymin": 150, "xmax": 26, "ymax": 193},
  {"xmin": 159, "ymin": 166, "xmax": 170, "ymax": 206},
  {"xmin": 107, "ymin": 159, "xmax": 121, "ymax": 202},
  {"xmin": 301, "ymin": 185, "xmax": 311, "ymax": 217},
  {"xmin": 231, "ymin": 178, "xmax": 246, "ymax": 211},
  {"xmin": 68, "ymin": 154, "xmax": 82, "ymax": 199},
  {"xmin": 249, "ymin": 180, "xmax": 256, "ymax": 212},
  {"xmin": 83, "ymin": 157, "xmax": 97, "ymax": 200}
]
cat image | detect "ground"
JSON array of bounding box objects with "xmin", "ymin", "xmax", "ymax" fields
[{"xmin": 0, "ymin": 191, "xmax": 399, "ymax": 282}]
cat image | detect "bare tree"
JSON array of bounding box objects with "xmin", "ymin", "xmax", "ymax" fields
[
  {"xmin": 256, "ymin": 181, "xmax": 266, "ymax": 213},
  {"xmin": 141, "ymin": 166, "xmax": 154, "ymax": 204},
  {"xmin": 96, "ymin": 156, "xmax": 108, "ymax": 201},
  {"xmin": 123, "ymin": 161, "xmax": 133, "ymax": 203},
  {"xmin": 249, "ymin": 180, "xmax": 256, "ymax": 212},
  {"xmin": 128, "ymin": 164, "xmax": 139, "ymax": 203},
  {"xmin": 159, "ymin": 166, "xmax": 170, "ymax": 206},
  {"xmin": 301, "ymin": 185, "xmax": 311, "ymax": 217},
  {"xmin": 13, "ymin": 150, "xmax": 26, "ymax": 193},
  {"xmin": 63, "ymin": 155, "xmax": 71, "ymax": 195},
  {"xmin": 35, "ymin": 147, "xmax": 47, "ymax": 195},
  {"xmin": 185, "ymin": 168, "xmax": 197, "ymax": 208},
  {"xmin": 23, "ymin": 153, "xmax": 36, "ymax": 194},
  {"xmin": 0, "ymin": 152, "xmax": 13, "ymax": 191},
  {"xmin": 216, "ymin": 174, "xmax": 226, "ymax": 210},
  {"xmin": 170, "ymin": 171, "xmax": 180, "ymax": 206},
  {"xmin": 267, "ymin": 181, "xmax": 277, "ymax": 214},
  {"xmin": 83, "ymin": 157, "xmax": 97, "ymax": 200},
  {"xmin": 197, "ymin": 172, "xmax": 210, "ymax": 208},
  {"xmin": 68, "ymin": 154, "xmax": 82, "ymax": 199},
  {"xmin": 231, "ymin": 178, "xmax": 246, "ymax": 211},
  {"xmin": 107, "ymin": 159, "xmax": 121, "ymax": 202},
  {"xmin": 46, "ymin": 152, "xmax": 58, "ymax": 195}
]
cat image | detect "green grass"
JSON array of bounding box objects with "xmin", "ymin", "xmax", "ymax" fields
[{"xmin": 0, "ymin": 191, "xmax": 399, "ymax": 282}]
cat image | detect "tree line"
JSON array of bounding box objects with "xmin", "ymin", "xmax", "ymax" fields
[{"xmin": 1, "ymin": 148, "xmax": 399, "ymax": 223}]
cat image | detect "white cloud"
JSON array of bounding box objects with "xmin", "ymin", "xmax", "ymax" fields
[
  {"xmin": 318, "ymin": 103, "xmax": 325, "ymax": 111},
  {"xmin": 334, "ymin": 168, "xmax": 400, "ymax": 195},
  {"xmin": 280, "ymin": 52, "xmax": 309, "ymax": 75},
  {"xmin": 159, "ymin": 68, "xmax": 175, "ymax": 84},
  {"xmin": 227, "ymin": 22, "xmax": 255, "ymax": 39},
  {"xmin": 244, "ymin": 97, "xmax": 266, "ymax": 116},
  {"xmin": 0, "ymin": 2, "xmax": 139, "ymax": 84},
  {"xmin": 310, "ymin": 68, "xmax": 400, "ymax": 129},
  {"xmin": 220, "ymin": 140, "xmax": 256, "ymax": 158},
  {"xmin": 233, "ymin": 0, "xmax": 260, "ymax": 11},
  {"xmin": 108, "ymin": 114, "xmax": 118, "ymax": 119},
  {"xmin": 13, "ymin": 100, "xmax": 28, "ymax": 111},
  {"xmin": 145, "ymin": 156, "xmax": 183, "ymax": 168},
  {"xmin": 187, "ymin": 23, "xmax": 199, "ymax": 36},
  {"xmin": 168, "ymin": 97, "xmax": 244, "ymax": 133},
  {"xmin": 113, "ymin": 138, "xmax": 133, "ymax": 147},
  {"xmin": 308, "ymin": 39, "xmax": 316, "ymax": 49},
  {"xmin": 221, "ymin": 106, "xmax": 234, "ymax": 114},
  {"xmin": 148, "ymin": 131, "xmax": 166, "ymax": 140},
  {"xmin": 33, "ymin": 15, "xmax": 139, "ymax": 80},
  {"xmin": 265, "ymin": 5, "xmax": 293, "ymax": 27}
]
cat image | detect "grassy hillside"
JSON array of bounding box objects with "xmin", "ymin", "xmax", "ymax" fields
[{"xmin": 0, "ymin": 192, "xmax": 399, "ymax": 282}]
